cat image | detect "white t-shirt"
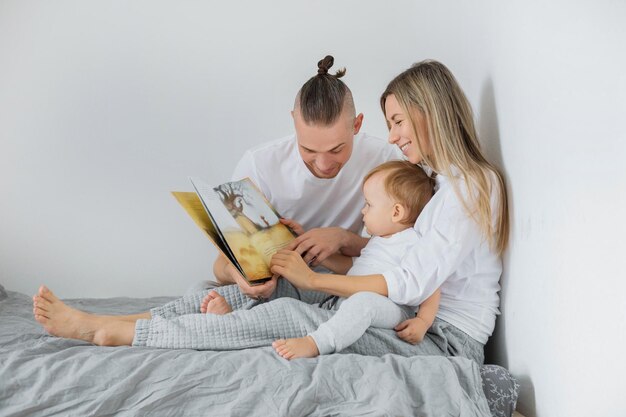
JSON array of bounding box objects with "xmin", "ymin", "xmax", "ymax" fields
[
  {"xmin": 231, "ymin": 132, "xmax": 400, "ymax": 234},
  {"xmin": 382, "ymin": 169, "xmax": 503, "ymax": 344},
  {"xmin": 331, "ymin": 228, "xmax": 418, "ymax": 310},
  {"xmin": 348, "ymin": 228, "xmax": 418, "ymax": 277}
]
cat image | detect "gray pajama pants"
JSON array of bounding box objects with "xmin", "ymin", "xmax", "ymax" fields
[{"xmin": 133, "ymin": 279, "xmax": 485, "ymax": 364}]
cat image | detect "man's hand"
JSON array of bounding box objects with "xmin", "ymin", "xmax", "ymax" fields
[
  {"xmin": 280, "ymin": 218, "xmax": 306, "ymax": 236},
  {"xmin": 226, "ymin": 262, "xmax": 278, "ymax": 300},
  {"xmin": 270, "ymin": 249, "xmax": 316, "ymax": 290},
  {"xmin": 215, "ymin": 255, "xmax": 277, "ymax": 299},
  {"xmin": 286, "ymin": 227, "xmax": 349, "ymax": 266},
  {"xmin": 394, "ymin": 316, "xmax": 430, "ymax": 345}
]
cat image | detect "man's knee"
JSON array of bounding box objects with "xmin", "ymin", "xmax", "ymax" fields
[
  {"xmin": 270, "ymin": 297, "xmax": 302, "ymax": 309},
  {"xmin": 345, "ymin": 291, "xmax": 387, "ymax": 306},
  {"xmin": 185, "ymin": 279, "xmax": 222, "ymax": 296}
]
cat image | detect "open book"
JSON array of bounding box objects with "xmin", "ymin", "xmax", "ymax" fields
[{"xmin": 172, "ymin": 177, "xmax": 296, "ymax": 285}]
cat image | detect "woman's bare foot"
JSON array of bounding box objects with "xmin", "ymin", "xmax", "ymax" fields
[
  {"xmin": 32, "ymin": 285, "xmax": 132, "ymax": 346},
  {"xmin": 272, "ymin": 336, "xmax": 320, "ymax": 360},
  {"xmin": 200, "ymin": 291, "xmax": 232, "ymax": 315}
]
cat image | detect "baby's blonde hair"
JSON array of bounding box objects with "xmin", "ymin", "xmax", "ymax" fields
[{"xmin": 363, "ymin": 160, "xmax": 435, "ymax": 226}]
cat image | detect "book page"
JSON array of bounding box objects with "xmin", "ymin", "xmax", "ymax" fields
[
  {"xmin": 214, "ymin": 178, "xmax": 296, "ymax": 270},
  {"xmin": 190, "ymin": 177, "xmax": 272, "ymax": 282}
]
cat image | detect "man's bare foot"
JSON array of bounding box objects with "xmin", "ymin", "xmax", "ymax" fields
[
  {"xmin": 200, "ymin": 291, "xmax": 232, "ymax": 315},
  {"xmin": 272, "ymin": 336, "xmax": 320, "ymax": 360},
  {"xmin": 32, "ymin": 285, "xmax": 131, "ymax": 346}
]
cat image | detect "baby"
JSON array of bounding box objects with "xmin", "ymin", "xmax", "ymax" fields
[{"xmin": 272, "ymin": 160, "xmax": 440, "ymax": 359}]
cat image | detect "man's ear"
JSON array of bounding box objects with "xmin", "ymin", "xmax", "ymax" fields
[
  {"xmin": 353, "ymin": 113, "xmax": 364, "ymax": 134},
  {"xmin": 391, "ymin": 203, "xmax": 406, "ymax": 223}
]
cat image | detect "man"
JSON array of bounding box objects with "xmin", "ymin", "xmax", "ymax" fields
[{"xmin": 212, "ymin": 55, "xmax": 399, "ymax": 299}]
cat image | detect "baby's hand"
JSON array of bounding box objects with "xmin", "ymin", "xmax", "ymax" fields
[
  {"xmin": 270, "ymin": 249, "xmax": 315, "ymax": 290},
  {"xmin": 394, "ymin": 316, "xmax": 430, "ymax": 345}
]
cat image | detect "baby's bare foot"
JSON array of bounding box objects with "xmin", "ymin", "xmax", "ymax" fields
[
  {"xmin": 272, "ymin": 336, "xmax": 320, "ymax": 360},
  {"xmin": 200, "ymin": 291, "xmax": 232, "ymax": 315},
  {"xmin": 33, "ymin": 285, "xmax": 108, "ymax": 345}
]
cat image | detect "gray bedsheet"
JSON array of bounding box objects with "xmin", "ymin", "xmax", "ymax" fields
[{"xmin": 0, "ymin": 285, "xmax": 511, "ymax": 417}]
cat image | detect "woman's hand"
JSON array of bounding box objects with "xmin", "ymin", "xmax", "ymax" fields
[
  {"xmin": 394, "ymin": 316, "xmax": 429, "ymax": 345},
  {"xmin": 286, "ymin": 227, "xmax": 349, "ymax": 266},
  {"xmin": 270, "ymin": 249, "xmax": 316, "ymax": 290}
]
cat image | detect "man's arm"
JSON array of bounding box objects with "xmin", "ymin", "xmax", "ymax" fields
[
  {"xmin": 280, "ymin": 218, "xmax": 368, "ymax": 265},
  {"xmin": 288, "ymin": 228, "xmax": 369, "ymax": 265},
  {"xmin": 213, "ymin": 254, "xmax": 236, "ymax": 284},
  {"xmin": 320, "ymin": 253, "xmax": 353, "ymax": 274},
  {"xmin": 339, "ymin": 232, "xmax": 370, "ymax": 257}
]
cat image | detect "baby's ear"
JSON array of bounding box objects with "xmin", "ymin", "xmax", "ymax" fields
[{"xmin": 391, "ymin": 203, "xmax": 406, "ymax": 224}]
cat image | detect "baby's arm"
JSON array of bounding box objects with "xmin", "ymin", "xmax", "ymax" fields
[
  {"xmin": 394, "ymin": 288, "xmax": 441, "ymax": 344},
  {"xmin": 319, "ymin": 253, "xmax": 353, "ymax": 274}
]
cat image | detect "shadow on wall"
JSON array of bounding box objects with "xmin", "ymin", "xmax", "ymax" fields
[
  {"xmin": 478, "ymin": 77, "xmax": 509, "ymax": 366},
  {"xmin": 478, "ymin": 78, "xmax": 537, "ymax": 417}
]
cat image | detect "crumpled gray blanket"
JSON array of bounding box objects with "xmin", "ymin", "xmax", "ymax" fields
[{"xmin": 0, "ymin": 285, "xmax": 516, "ymax": 417}]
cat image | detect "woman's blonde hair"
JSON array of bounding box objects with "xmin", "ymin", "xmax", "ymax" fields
[{"xmin": 380, "ymin": 60, "xmax": 509, "ymax": 254}]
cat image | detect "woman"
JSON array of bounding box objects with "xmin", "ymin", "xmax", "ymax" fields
[
  {"xmin": 272, "ymin": 60, "xmax": 509, "ymax": 363},
  {"xmin": 33, "ymin": 60, "xmax": 508, "ymax": 364}
]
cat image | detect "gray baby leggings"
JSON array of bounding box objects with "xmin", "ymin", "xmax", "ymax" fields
[{"xmin": 310, "ymin": 292, "xmax": 414, "ymax": 355}]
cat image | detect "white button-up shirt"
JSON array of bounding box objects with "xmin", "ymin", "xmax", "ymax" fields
[{"xmin": 382, "ymin": 170, "xmax": 502, "ymax": 344}]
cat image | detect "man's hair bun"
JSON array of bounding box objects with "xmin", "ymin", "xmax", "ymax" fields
[{"xmin": 317, "ymin": 55, "xmax": 346, "ymax": 78}]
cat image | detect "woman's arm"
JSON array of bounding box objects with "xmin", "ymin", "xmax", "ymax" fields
[
  {"xmin": 274, "ymin": 183, "xmax": 495, "ymax": 305},
  {"xmin": 270, "ymin": 250, "xmax": 388, "ymax": 297},
  {"xmin": 312, "ymin": 272, "xmax": 388, "ymax": 298},
  {"xmin": 414, "ymin": 288, "xmax": 441, "ymax": 327},
  {"xmin": 395, "ymin": 288, "xmax": 441, "ymax": 344}
]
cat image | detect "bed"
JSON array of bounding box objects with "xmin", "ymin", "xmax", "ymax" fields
[{"xmin": 0, "ymin": 284, "xmax": 518, "ymax": 417}]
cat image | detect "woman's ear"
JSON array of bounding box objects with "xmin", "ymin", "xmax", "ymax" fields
[{"xmin": 391, "ymin": 203, "xmax": 406, "ymax": 224}]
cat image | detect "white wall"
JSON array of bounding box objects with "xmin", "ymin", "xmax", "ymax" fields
[
  {"xmin": 407, "ymin": 2, "xmax": 626, "ymax": 417},
  {"xmin": 1, "ymin": 1, "xmax": 625, "ymax": 417},
  {"xmin": 0, "ymin": 0, "xmax": 418, "ymax": 298}
]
